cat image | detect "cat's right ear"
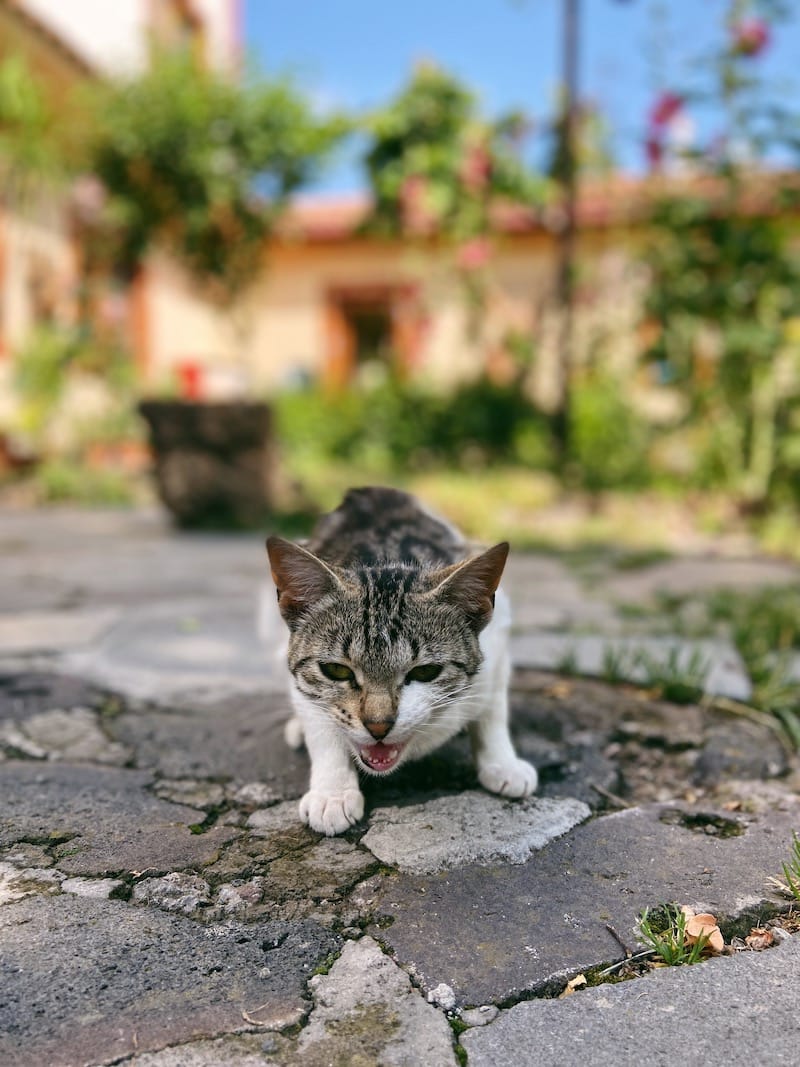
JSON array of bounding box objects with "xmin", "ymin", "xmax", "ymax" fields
[{"xmin": 266, "ymin": 537, "xmax": 341, "ymax": 626}]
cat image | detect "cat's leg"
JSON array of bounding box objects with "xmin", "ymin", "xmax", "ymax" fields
[
  {"xmin": 294, "ymin": 701, "xmax": 364, "ymax": 835},
  {"xmin": 469, "ymin": 592, "xmax": 538, "ymax": 798},
  {"xmin": 284, "ymin": 715, "xmax": 305, "ymax": 749}
]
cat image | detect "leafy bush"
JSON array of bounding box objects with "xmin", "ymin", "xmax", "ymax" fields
[
  {"xmin": 363, "ymin": 63, "xmax": 541, "ymax": 242},
  {"xmin": 86, "ymin": 55, "xmax": 346, "ymax": 298},
  {"xmin": 274, "ymin": 378, "xmax": 553, "ymax": 472},
  {"xmin": 12, "ymin": 326, "xmax": 136, "ymax": 449},
  {"xmin": 569, "ymin": 374, "xmax": 651, "ymax": 491}
]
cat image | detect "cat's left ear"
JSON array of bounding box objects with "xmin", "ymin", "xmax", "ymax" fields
[
  {"xmin": 266, "ymin": 536, "xmax": 343, "ymax": 626},
  {"xmin": 430, "ymin": 542, "xmax": 509, "ymax": 630}
]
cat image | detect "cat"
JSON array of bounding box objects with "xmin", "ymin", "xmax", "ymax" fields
[{"xmin": 266, "ymin": 486, "xmax": 537, "ymax": 835}]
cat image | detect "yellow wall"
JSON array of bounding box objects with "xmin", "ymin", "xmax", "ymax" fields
[{"xmin": 151, "ymin": 227, "xmax": 647, "ymax": 406}]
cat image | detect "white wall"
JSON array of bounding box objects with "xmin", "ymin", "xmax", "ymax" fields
[
  {"xmin": 21, "ymin": 0, "xmax": 238, "ymax": 74},
  {"xmin": 22, "ymin": 0, "xmax": 148, "ymax": 73}
]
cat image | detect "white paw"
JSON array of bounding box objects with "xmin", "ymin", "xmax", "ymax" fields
[
  {"xmin": 284, "ymin": 715, "xmax": 305, "ymax": 750},
  {"xmin": 478, "ymin": 757, "xmax": 538, "ymax": 799},
  {"xmin": 298, "ymin": 788, "xmax": 365, "ymax": 835}
]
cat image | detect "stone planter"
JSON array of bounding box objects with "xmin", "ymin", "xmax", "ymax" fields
[{"xmin": 138, "ymin": 400, "xmax": 273, "ymax": 528}]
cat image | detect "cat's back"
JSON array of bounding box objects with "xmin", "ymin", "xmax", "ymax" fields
[{"xmin": 308, "ymin": 487, "xmax": 465, "ymax": 569}]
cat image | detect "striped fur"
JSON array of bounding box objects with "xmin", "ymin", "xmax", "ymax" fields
[{"xmin": 266, "ymin": 487, "xmax": 537, "ymax": 835}]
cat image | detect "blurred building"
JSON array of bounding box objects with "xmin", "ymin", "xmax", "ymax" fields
[
  {"xmin": 0, "ymin": 3, "xmax": 790, "ymax": 422},
  {"xmin": 19, "ymin": 0, "xmax": 239, "ymax": 76},
  {"xmin": 0, "ymin": 0, "xmax": 239, "ymax": 377},
  {"xmin": 247, "ymin": 186, "xmax": 645, "ymax": 411}
]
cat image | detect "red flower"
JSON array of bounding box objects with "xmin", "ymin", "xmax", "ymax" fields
[
  {"xmin": 649, "ymin": 92, "xmax": 683, "ymax": 129},
  {"xmin": 456, "ymin": 236, "xmax": 491, "ymax": 271},
  {"xmin": 732, "ymin": 17, "xmax": 770, "ymax": 57},
  {"xmin": 645, "ymin": 134, "xmax": 663, "ymax": 171}
]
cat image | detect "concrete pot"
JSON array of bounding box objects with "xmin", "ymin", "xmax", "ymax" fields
[{"xmin": 138, "ymin": 399, "xmax": 273, "ymax": 528}]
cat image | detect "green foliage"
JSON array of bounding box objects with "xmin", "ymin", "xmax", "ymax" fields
[
  {"xmin": 632, "ymin": 646, "xmax": 709, "ymax": 704},
  {"xmin": 0, "ymin": 54, "xmax": 63, "ymax": 188},
  {"xmin": 363, "ymin": 62, "xmax": 542, "ymax": 242},
  {"xmin": 87, "ymin": 55, "xmax": 346, "ymax": 297},
  {"xmin": 34, "ymin": 458, "xmax": 134, "ymax": 506},
  {"xmin": 13, "ymin": 325, "xmax": 134, "ymax": 439},
  {"xmin": 705, "ymin": 585, "xmax": 800, "ymax": 743},
  {"xmin": 643, "ymin": 195, "xmax": 800, "ymax": 506},
  {"xmin": 782, "ymin": 833, "xmax": 800, "ymax": 901},
  {"xmin": 641, "ymin": 2, "xmax": 800, "ymax": 507},
  {"xmin": 274, "ymin": 378, "xmax": 553, "ymax": 473},
  {"xmin": 637, "ymin": 905, "xmax": 710, "ymax": 966},
  {"xmin": 598, "ymin": 643, "xmax": 709, "ymax": 700},
  {"xmin": 569, "ymin": 373, "xmax": 652, "ymax": 492}
]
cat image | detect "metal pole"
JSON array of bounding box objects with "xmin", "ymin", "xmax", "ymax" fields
[{"xmin": 553, "ymin": 0, "xmax": 579, "ymax": 464}]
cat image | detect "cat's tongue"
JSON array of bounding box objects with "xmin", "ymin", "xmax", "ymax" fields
[{"xmin": 359, "ymin": 741, "xmax": 402, "ymax": 772}]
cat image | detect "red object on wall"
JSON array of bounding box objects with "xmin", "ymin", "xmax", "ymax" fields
[{"xmin": 177, "ymin": 361, "xmax": 204, "ymax": 400}]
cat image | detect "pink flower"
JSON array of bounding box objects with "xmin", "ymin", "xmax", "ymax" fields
[
  {"xmin": 732, "ymin": 17, "xmax": 770, "ymax": 57},
  {"xmin": 649, "ymin": 92, "xmax": 683, "ymax": 129},
  {"xmin": 456, "ymin": 236, "xmax": 491, "ymax": 271},
  {"xmin": 70, "ymin": 175, "xmax": 108, "ymax": 224},
  {"xmin": 400, "ymin": 174, "xmax": 436, "ymax": 234},
  {"xmin": 459, "ymin": 142, "xmax": 492, "ymax": 194}
]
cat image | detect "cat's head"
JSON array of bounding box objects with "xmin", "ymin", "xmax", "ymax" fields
[{"xmin": 266, "ymin": 536, "xmax": 508, "ymax": 775}]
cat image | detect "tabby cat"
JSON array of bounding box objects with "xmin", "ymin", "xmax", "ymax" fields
[{"xmin": 266, "ymin": 487, "xmax": 537, "ymax": 835}]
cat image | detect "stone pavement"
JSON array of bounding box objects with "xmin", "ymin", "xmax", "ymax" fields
[{"xmin": 1, "ymin": 507, "xmax": 799, "ymax": 1067}]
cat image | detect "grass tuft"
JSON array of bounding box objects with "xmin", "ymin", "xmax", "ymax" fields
[
  {"xmin": 782, "ymin": 834, "xmax": 800, "ymax": 902},
  {"xmin": 637, "ymin": 905, "xmax": 711, "ymax": 966}
]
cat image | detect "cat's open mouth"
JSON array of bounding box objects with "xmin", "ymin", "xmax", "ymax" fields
[{"xmin": 358, "ymin": 741, "xmax": 404, "ymax": 773}]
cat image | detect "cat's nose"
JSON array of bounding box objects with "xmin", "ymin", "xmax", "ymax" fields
[{"xmin": 364, "ymin": 720, "xmax": 394, "ymax": 740}]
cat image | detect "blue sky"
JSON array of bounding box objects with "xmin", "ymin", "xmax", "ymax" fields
[{"xmin": 244, "ymin": 1, "xmax": 800, "ymax": 193}]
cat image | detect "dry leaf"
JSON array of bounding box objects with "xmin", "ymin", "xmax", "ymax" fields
[
  {"xmin": 559, "ymin": 973, "xmax": 587, "ymax": 998},
  {"xmin": 745, "ymin": 927, "xmax": 775, "ymax": 951},
  {"xmin": 683, "ymin": 910, "xmax": 724, "ymax": 954}
]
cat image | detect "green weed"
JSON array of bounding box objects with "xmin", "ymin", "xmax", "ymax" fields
[
  {"xmin": 632, "ymin": 646, "xmax": 709, "ymax": 705},
  {"xmin": 782, "ymin": 833, "xmax": 800, "ymax": 903},
  {"xmin": 601, "ymin": 645, "xmax": 635, "ymax": 685},
  {"xmin": 555, "ymin": 648, "xmax": 580, "ymax": 677},
  {"xmin": 637, "ymin": 905, "xmax": 711, "ymax": 966}
]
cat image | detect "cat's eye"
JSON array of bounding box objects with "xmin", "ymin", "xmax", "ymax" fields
[
  {"xmin": 405, "ymin": 664, "xmax": 443, "ymax": 684},
  {"xmin": 319, "ymin": 662, "xmax": 355, "ymax": 682}
]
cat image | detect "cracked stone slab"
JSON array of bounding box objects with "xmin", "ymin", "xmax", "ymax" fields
[
  {"xmin": 368, "ymin": 803, "xmax": 799, "ymax": 1007},
  {"xmin": 462, "ymin": 932, "xmax": 800, "ymax": 1067},
  {"xmin": 0, "ymin": 762, "xmax": 235, "ymax": 876},
  {"xmin": 61, "ymin": 599, "xmax": 285, "ymax": 702},
  {"xmin": 114, "ymin": 1034, "xmax": 280, "ymax": 1065},
  {"xmin": 0, "ymin": 861, "xmax": 62, "ymax": 904},
  {"xmin": 511, "ymin": 632, "xmax": 752, "ymax": 700},
  {"xmin": 153, "ymin": 778, "xmax": 227, "ymax": 811},
  {"xmin": 132, "ymin": 872, "xmax": 213, "ymax": 915},
  {"xmin": 110, "ymin": 692, "xmax": 309, "ymax": 796},
  {"xmin": 0, "ymin": 895, "xmax": 340, "ymax": 1067},
  {"xmin": 275, "ymin": 937, "xmax": 457, "ymax": 1066},
  {"xmin": 601, "ymin": 555, "xmax": 800, "ymax": 605},
  {"xmin": 361, "ymin": 792, "xmax": 590, "ymax": 874},
  {"xmin": 0, "ymin": 706, "xmax": 130, "ymax": 764},
  {"xmin": 0, "ymin": 671, "xmax": 108, "ymax": 719},
  {"xmin": 0, "ymin": 609, "xmax": 119, "ymax": 654}
]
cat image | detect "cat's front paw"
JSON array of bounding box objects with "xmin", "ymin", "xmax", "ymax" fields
[
  {"xmin": 299, "ymin": 788, "xmax": 365, "ymax": 835},
  {"xmin": 478, "ymin": 757, "xmax": 538, "ymax": 799}
]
